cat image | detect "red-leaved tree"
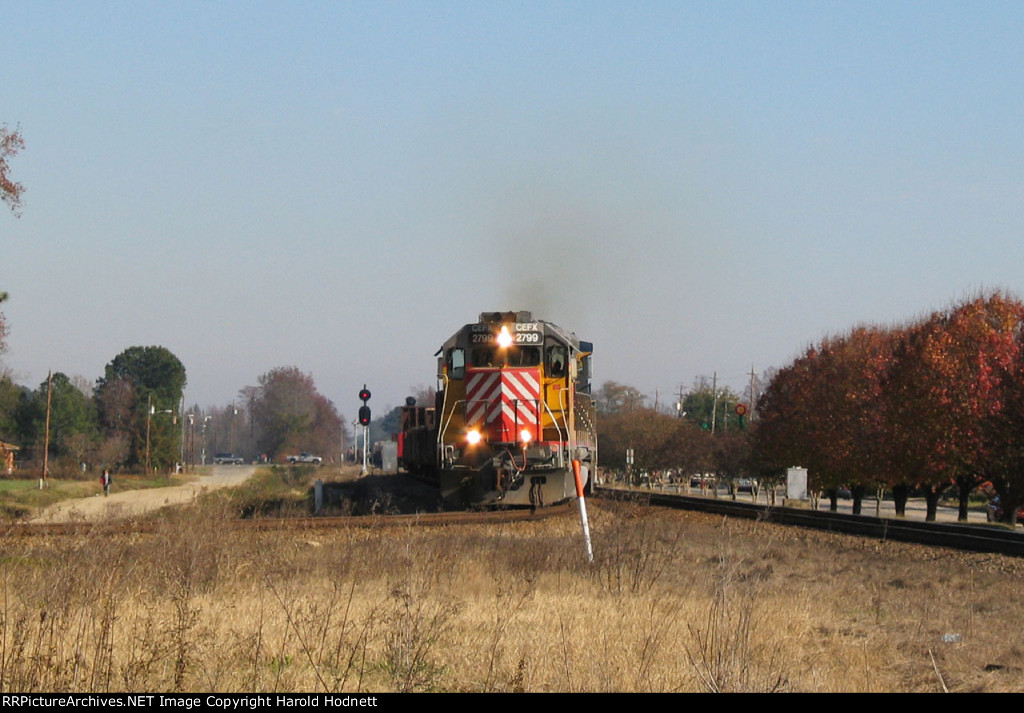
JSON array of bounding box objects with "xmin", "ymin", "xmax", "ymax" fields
[
  {"xmin": 885, "ymin": 295, "xmax": 1024, "ymax": 521},
  {"xmin": 0, "ymin": 124, "xmax": 24, "ymax": 217}
]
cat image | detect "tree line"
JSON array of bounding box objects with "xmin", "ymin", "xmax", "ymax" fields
[
  {"xmin": 0, "ymin": 350, "xmax": 345, "ymax": 477},
  {"xmin": 755, "ymin": 292, "xmax": 1024, "ymax": 523},
  {"xmin": 596, "ymin": 378, "xmax": 753, "ymax": 489},
  {"xmin": 597, "ymin": 293, "xmax": 1024, "ymax": 523},
  {"xmin": 0, "ymin": 346, "xmax": 186, "ymax": 476}
]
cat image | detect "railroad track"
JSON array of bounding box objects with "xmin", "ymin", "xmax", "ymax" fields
[
  {"xmin": 595, "ymin": 485, "xmax": 1024, "ymax": 557},
  {"xmin": 3, "ymin": 501, "xmax": 573, "ymax": 538},
  {"xmin": 12, "ymin": 482, "xmax": 1022, "ymax": 559}
]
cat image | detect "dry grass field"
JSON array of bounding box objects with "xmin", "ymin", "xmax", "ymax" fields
[{"xmin": 2, "ymin": 489, "xmax": 1024, "ymax": 693}]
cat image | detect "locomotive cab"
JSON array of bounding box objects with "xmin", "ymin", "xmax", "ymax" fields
[{"xmin": 424, "ymin": 311, "xmax": 597, "ymax": 508}]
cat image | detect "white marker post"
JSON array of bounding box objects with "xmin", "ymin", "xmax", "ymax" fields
[{"xmin": 573, "ymin": 459, "xmax": 594, "ymax": 563}]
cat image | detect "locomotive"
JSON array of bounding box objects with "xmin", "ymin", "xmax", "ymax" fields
[{"xmin": 399, "ymin": 311, "xmax": 597, "ymax": 508}]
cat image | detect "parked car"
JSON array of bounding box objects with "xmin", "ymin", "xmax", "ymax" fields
[
  {"xmin": 287, "ymin": 452, "xmax": 323, "ymax": 465},
  {"xmin": 213, "ymin": 453, "xmax": 245, "ymax": 465}
]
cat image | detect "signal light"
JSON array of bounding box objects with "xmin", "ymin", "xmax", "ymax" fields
[
  {"xmin": 358, "ymin": 405, "xmax": 371, "ymax": 426},
  {"xmin": 358, "ymin": 386, "xmax": 371, "ymax": 403}
]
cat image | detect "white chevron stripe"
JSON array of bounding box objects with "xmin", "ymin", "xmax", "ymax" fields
[
  {"xmin": 516, "ymin": 370, "xmax": 541, "ymax": 393},
  {"xmin": 503, "ymin": 375, "xmax": 536, "ymax": 402},
  {"xmin": 465, "ymin": 367, "xmax": 542, "ymax": 440},
  {"xmin": 503, "ymin": 400, "xmax": 538, "ymax": 424},
  {"xmin": 466, "ymin": 370, "xmax": 500, "ymax": 424}
]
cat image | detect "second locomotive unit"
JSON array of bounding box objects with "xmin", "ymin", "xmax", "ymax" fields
[{"xmin": 400, "ymin": 311, "xmax": 597, "ymax": 508}]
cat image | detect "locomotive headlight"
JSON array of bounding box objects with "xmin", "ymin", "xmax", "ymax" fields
[
  {"xmin": 466, "ymin": 429, "xmax": 482, "ymax": 446},
  {"xmin": 520, "ymin": 429, "xmax": 533, "ymax": 445},
  {"xmin": 497, "ymin": 325, "xmax": 513, "ymax": 348}
]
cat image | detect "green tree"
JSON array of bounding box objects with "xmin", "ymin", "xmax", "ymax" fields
[
  {"xmin": 373, "ymin": 405, "xmax": 403, "ymax": 444},
  {"xmin": 18, "ymin": 373, "xmax": 98, "ymax": 464},
  {"xmin": 95, "ymin": 346, "xmax": 187, "ymax": 471},
  {"xmin": 99, "ymin": 346, "xmax": 187, "ymax": 407},
  {"xmin": 682, "ymin": 377, "xmax": 742, "ymax": 432},
  {"xmin": 0, "ymin": 374, "xmax": 26, "ymax": 443}
]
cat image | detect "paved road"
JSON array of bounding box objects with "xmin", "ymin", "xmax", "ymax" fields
[{"xmin": 30, "ymin": 465, "xmax": 258, "ymax": 523}]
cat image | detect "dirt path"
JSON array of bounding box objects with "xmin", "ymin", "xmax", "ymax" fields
[{"xmin": 30, "ymin": 465, "xmax": 258, "ymax": 523}]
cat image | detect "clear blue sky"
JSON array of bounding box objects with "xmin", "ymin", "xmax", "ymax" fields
[{"xmin": 2, "ymin": 1, "xmax": 1022, "ymax": 419}]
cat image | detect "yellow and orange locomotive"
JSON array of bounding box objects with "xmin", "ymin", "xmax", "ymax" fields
[{"xmin": 400, "ymin": 311, "xmax": 597, "ymax": 508}]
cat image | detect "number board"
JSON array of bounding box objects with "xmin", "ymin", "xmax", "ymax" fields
[{"xmin": 469, "ymin": 321, "xmax": 543, "ymax": 344}]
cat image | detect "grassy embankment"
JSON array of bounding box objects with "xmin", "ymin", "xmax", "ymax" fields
[
  {"xmin": 0, "ymin": 470, "xmax": 201, "ymax": 519},
  {"xmin": 1, "ymin": 466, "xmax": 1023, "ymax": 692}
]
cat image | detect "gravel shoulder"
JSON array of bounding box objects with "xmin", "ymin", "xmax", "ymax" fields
[{"xmin": 29, "ymin": 465, "xmax": 258, "ymax": 523}]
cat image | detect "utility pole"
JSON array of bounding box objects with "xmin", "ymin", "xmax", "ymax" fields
[
  {"xmin": 749, "ymin": 366, "xmax": 757, "ymax": 421},
  {"xmin": 187, "ymin": 413, "xmax": 195, "ymax": 472},
  {"xmin": 41, "ymin": 371, "xmax": 52, "ymax": 488},
  {"xmin": 179, "ymin": 395, "xmax": 187, "ymax": 471},
  {"xmin": 710, "ymin": 372, "xmax": 718, "ymax": 434},
  {"xmin": 145, "ymin": 394, "xmax": 152, "ymax": 475}
]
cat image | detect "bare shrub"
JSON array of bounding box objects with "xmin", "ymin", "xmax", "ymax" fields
[
  {"xmin": 685, "ymin": 587, "xmax": 789, "ymax": 692},
  {"xmin": 593, "ymin": 504, "xmax": 682, "ymax": 595},
  {"xmin": 149, "ymin": 502, "xmax": 229, "ymax": 597},
  {"xmin": 0, "ymin": 535, "xmax": 136, "ymax": 691},
  {"xmin": 480, "ymin": 568, "xmax": 537, "ymax": 692},
  {"xmin": 683, "ymin": 526, "xmax": 791, "ymax": 693},
  {"xmin": 381, "ymin": 580, "xmax": 461, "ymax": 692},
  {"xmin": 263, "ymin": 578, "xmax": 377, "ymax": 693}
]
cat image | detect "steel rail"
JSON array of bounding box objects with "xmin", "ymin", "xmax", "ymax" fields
[
  {"xmin": 596, "ymin": 486, "xmax": 1024, "ymax": 557},
  {"xmin": 2, "ymin": 501, "xmax": 573, "ymax": 538}
]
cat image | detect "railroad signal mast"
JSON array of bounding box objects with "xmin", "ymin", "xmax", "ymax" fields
[{"xmin": 358, "ymin": 386, "xmax": 371, "ymax": 475}]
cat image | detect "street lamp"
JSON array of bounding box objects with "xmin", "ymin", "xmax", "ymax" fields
[{"xmin": 201, "ymin": 415, "xmax": 212, "ymax": 465}]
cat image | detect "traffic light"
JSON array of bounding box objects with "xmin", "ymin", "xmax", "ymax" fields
[{"xmin": 359, "ymin": 387, "xmax": 371, "ymax": 403}]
